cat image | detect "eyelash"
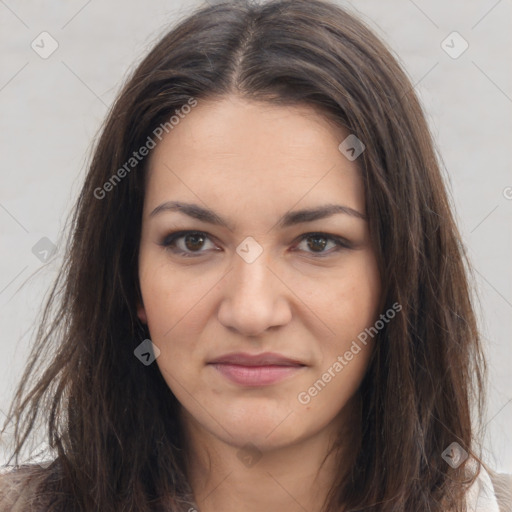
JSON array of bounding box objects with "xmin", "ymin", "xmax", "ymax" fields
[{"xmin": 159, "ymin": 230, "xmax": 352, "ymax": 258}]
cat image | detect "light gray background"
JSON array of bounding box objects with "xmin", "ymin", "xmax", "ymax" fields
[{"xmin": 1, "ymin": 0, "xmax": 511, "ymax": 472}]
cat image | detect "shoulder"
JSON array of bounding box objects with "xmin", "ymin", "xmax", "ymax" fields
[
  {"xmin": 489, "ymin": 470, "xmax": 512, "ymax": 512},
  {"xmin": 0, "ymin": 464, "xmax": 48, "ymax": 512},
  {"xmin": 466, "ymin": 462, "xmax": 512, "ymax": 512}
]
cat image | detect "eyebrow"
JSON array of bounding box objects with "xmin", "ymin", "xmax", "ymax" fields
[{"xmin": 149, "ymin": 201, "xmax": 367, "ymax": 230}]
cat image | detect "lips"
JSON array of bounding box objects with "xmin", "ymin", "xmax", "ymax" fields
[
  {"xmin": 208, "ymin": 352, "xmax": 306, "ymax": 386},
  {"xmin": 208, "ymin": 352, "xmax": 305, "ymax": 367}
]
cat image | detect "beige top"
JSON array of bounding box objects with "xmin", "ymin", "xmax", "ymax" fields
[
  {"xmin": 466, "ymin": 466, "xmax": 512, "ymax": 512},
  {"xmin": 1, "ymin": 462, "xmax": 511, "ymax": 511}
]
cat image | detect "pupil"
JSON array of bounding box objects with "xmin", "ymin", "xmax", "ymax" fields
[
  {"xmin": 308, "ymin": 236, "xmax": 327, "ymax": 252},
  {"xmin": 185, "ymin": 233, "xmax": 204, "ymax": 251}
]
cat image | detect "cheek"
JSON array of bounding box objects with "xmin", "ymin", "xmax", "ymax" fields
[
  {"xmin": 305, "ymin": 251, "xmax": 380, "ymax": 403},
  {"xmin": 138, "ymin": 254, "xmax": 221, "ymax": 393},
  {"xmin": 138, "ymin": 265, "xmax": 204, "ymax": 391},
  {"xmin": 296, "ymin": 255, "xmax": 380, "ymax": 422},
  {"xmin": 340, "ymin": 264, "xmax": 380, "ymax": 328},
  {"xmin": 139, "ymin": 256, "xmax": 209, "ymax": 338},
  {"xmin": 311, "ymin": 251, "xmax": 381, "ymax": 341}
]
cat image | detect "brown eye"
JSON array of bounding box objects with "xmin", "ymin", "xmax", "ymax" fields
[
  {"xmin": 183, "ymin": 232, "xmax": 206, "ymax": 251},
  {"xmin": 294, "ymin": 233, "xmax": 352, "ymax": 257},
  {"xmin": 161, "ymin": 231, "xmax": 217, "ymax": 257},
  {"xmin": 306, "ymin": 235, "xmax": 328, "ymax": 252}
]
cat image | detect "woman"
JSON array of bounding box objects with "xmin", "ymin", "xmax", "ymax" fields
[{"xmin": 1, "ymin": 0, "xmax": 510, "ymax": 511}]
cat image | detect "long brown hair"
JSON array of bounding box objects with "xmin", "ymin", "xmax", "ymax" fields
[{"xmin": 1, "ymin": 1, "xmax": 487, "ymax": 510}]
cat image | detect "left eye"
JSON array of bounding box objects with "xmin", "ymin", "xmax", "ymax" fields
[
  {"xmin": 293, "ymin": 233, "xmax": 351, "ymax": 256},
  {"xmin": 160, "ymin": 231, "xmax": 351, "ymax": 257}
]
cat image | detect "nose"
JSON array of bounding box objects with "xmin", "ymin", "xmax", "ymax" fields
[{"xmin": 217, "ymin": 245, "xmax": 292, "ymax": 337}]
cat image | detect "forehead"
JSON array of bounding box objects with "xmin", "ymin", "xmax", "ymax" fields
[{"xmin": 145, "ymin": 96, "xmax": 364, "ymax": 214}]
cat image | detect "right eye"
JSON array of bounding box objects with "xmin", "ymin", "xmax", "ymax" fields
[{"xmin": 160, "ymin": 230, "xmax": 219, "ymax": 257}]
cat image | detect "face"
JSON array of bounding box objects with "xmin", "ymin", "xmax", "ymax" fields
[{"xmin": 137, "ymin": 95, "xmax": 381, "ymax": 452}]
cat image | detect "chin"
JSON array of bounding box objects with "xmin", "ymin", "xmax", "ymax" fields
[
  {"xmin": 222, "ymin": 425, "xmax": 304, "ymax": 453},
  {"xmin": 215, "ymin": 403, "xmax": 306, "ymax": 445}
]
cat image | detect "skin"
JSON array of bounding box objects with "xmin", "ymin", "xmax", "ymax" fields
[{"xmin": 137, "ymin": 95, "xmax": 382, "ymax": 512}]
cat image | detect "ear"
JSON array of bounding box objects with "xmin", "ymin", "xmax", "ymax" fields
[{"xmin": 137, "ymin": 301, "xmax": 148, "ymax": 324}]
